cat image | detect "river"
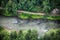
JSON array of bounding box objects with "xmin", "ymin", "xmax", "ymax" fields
[{"xmin": 0, "ymin": 16, "xmax": 60, "ymax": 37}]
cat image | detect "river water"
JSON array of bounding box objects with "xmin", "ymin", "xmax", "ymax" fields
[{"xmin": 0, "ymin": 16, "xmax": 60, "ymax": 37}]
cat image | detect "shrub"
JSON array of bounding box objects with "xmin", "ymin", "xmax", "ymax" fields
[{"xmin": 40, "ymin": 28, "xmax": 60, "ymax": 40}]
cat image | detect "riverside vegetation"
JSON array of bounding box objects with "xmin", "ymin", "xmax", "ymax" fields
[
  {"xmin": 18, "ymin": 13, "xmax": 60, "ymax": 20},
  {"xmin": 0, "ymin": 26, "xmax": 60, "ymax": 40},
  {"xmin": 0, "ymin": 0, "xmax": 60, "ymax": 40},
  {"xmin": 0, "ymin": 0, "xmax": 60, "ymax": 20}
]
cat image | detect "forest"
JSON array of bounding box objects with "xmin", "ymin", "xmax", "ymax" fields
[
  {"xmin": 0, "ymin": 0, "xmax": 60, "ymax": 16},
  {"xmin": 0, "ymin": 26, "xmax": 60, "ymax": 40},
  {"xmin": 0, "ymin": 0, "xmax": 60, "ymax": 40}
]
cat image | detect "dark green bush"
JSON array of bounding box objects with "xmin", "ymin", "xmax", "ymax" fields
[
  {"xmin": 40, "ymin": 29, "xmax": 60, "ymax": 40},
  {"xmin": 0, "ymin": 27, "xmax": 60, "ymax": 40},
  {"xmin": 0, "ymin": 26, "xmax": 9, "ymax": 40},
  {"xmin": 10, "ymin": 31, "xmax": 17, "ymax": 40}
]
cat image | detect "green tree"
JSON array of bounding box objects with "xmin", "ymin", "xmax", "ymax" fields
[
  {"xmin": 0, "ymin": 0, "xmax": 8, "ymax": 7},
  {"xmin": 4, "ymin": 0, "xmax": 17, "ymax": 16},
  {"xmin": 25, "ymin": 30, "xmax": 38, "ymax": 40},
  {"xmin": 3, "ymin": 35, "xmax": 10, "ymax": 40},
  {"xmin": 31, "ymin": 30, "xmax": 38, "ymax": 40},
  {"xmin": 42, "ymin": 0, "xmax": 51, "ymax": 13},
  {"xmin": 10, "ymin": 31, "xmax": 17, "ymax": 40},
  {"xmin": 17, "ymin": 30, "xmax": 24, "ymax": 40},
  {"xmin": 0, "ymin": 26, "xmax": 4, "ymax": 31},
  {"xmin": 0, "ymin": 29, "xmax": 9, "ymax": 40},
  {"xmin": 41, "ymin": 29, "xmax": 60, "ymax": 40},
  {"xmin": 51, "ymin": 0, "xmax": 60, "ymax": 8},
  {"xmin": 18, "ymin": 0, "xmax": 37, "ymax": 11},
  {"xmin": 25, "ymin": 30, "xmax": 32, "ymax": 40}
]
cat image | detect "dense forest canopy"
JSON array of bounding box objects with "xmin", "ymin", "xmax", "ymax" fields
[{"xmin": 0, "ymin": 0, "xmax": 60, "ymax": 16}]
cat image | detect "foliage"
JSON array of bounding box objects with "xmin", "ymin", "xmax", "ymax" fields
[
  {"xmin": 42, "ymin": 0, "xmax": 51, "ymax": 13},
  {"xmin": 17, "ymin": 30, "xmax": 24, "ymax": 40},
  {"xmin": 18, "ymin": 0, "xmax": 36, "ymax": 11},
  {"xmin": 0, "ymin": 0, "xmax": 8, "ymax": 7},
  {"xmin": 18, "ymin": 13, "xmax": 44, "ymax": 19},
  {"xmin": 18, "ymin": 13, "xmax": 60, "ymax": 20},
  {"xmin": 0, "ymin": 0, "xmax": 60, "ymax": 16},
  {"xmin": 40, "ymin": 28, "xmax": 60, "ymax": 40},
  {"xmin": 0, "ymin": 26, "xmax": 4, "ymax": 31},
  {"xmin": 0, "ymin": 0, "xmax": 60, "ymax": 14},
  {"xmin": 4, "ymin": 0, "xmax": 17, "ymax": 16},
  {"xmin": 10, "ymin": 31, "xmax": 17, "ymax": 40},
  {"xmin": 0, "ymin": 26, "xmax": 9, "ymax": 40},
  {"xmin": 51, "ymin": 0, "xmax": 60, "ymax": 8},
  {"xmin": 25, "ymin": 30, "xmax": 32, "ymax": 40},
  {"xmin": 25, "ymin": 30, "xmax": 38, "ymax": 40},
  {"xmin": 0, "ymin": 27, "xmax": 60, "ymax": 40}
]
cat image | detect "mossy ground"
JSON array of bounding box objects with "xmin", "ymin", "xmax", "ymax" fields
[{"xmin": 18, "ymin": 13, "xmax": 60, "ymax": 20}]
